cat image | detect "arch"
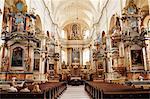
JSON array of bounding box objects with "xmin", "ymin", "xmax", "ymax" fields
[
  {"xmin": 141, "ymin": 5, "xmax": 149, "ymax": 12},
  {"xmin": 109, "ymin": 14, "xmax": 116, "ymax": 35},
  {"xmin": 141, "ymin": 5, "xmax": 149, "ymax": 21},
  {"xmin": 4, "ymin": 0, "xmax": 27, "ymax": 13},
  {"xmin": 35, "ymin": 15, "xmax": 42, "ymax": 34},
  {"xmin": 109, "ymin": 14, "xmax": 120, "ymax": 35},
  {"xmin": 125, "ymin": 0, "xmax": 149, "ymax": 11},
  {"xmin": 143, "ymin": 15, "xmax": 150, "ymax": 28},
  {"xmin": 101, "ymin": 31, "xmax": 106, "ymax": 45}
]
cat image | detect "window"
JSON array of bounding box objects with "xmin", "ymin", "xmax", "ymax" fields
[
  {"xmin": 61, "ymin": 50, "xmax": 67, "ymax": 63},
  {"xmin": 61, "ymin": 30, "xmax": 65, "ymax": 38},
  {"xmin": 83, "ymin": 48, "xmax": 90, "ymax": 65}
]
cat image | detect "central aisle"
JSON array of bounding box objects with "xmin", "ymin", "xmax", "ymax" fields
[{"xmin": 59, "ymin": 85, "xmax": 90, "ymax": 99}]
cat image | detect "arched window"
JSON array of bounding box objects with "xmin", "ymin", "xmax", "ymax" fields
[
  {"xmin": 83, "ymin": 29, "xmax": 90, "ymax": 39},
  {"xmin": 61, "ymin": 30, "xmax": 66, "ymax": 39},
  {"xmin": 61, "ymin": 50, "xmax": 67, "ymax": 63},
  {"xmin": 11, "ymin": 47, "xmax": 23, "ymax": 66}
]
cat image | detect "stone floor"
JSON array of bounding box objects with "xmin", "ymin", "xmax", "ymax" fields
[{"xmin": 58, "ymin": 85, "xmax": 91, "ymax": 99}]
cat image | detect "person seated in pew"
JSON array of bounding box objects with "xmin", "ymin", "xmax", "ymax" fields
[
  {"xmin": 7, "ymin": 83, "xmax": 18, "ymax": 92},
  {"xmin": 20, "ymin": 83, "xmax": 30, "ymax": 92},
  {"xmin": 32, "ymin": 84, "xmax": 41, "ymax": 93},
  {"xmin": 11, "ymin": 77, "xmax": 17, "ymax": 87},
  {"xmin": 138, "ymin": 75, "xmax": 144, "ymax": 81}
]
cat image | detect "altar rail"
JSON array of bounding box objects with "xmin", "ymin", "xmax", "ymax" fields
[
  {"xmin": 85, "ymin": 81, "xmax": 150, "ymax": 99},
  {"xmin": 0, "ymin": 82, "xmax": 67, "ymax": 99}
]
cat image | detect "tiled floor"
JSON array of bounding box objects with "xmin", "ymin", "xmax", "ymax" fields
[{"xmin": 59, "ymin": 85, "xmax": 91, "ymax": 99}]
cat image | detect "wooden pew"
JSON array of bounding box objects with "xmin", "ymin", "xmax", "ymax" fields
[
  {"xmin": 0, "ymin": 82, "xmax": 67, "ymax": 99},
  {"xmin": 85, "ymin": 81, "xmax": 150, "ymax": 99}
]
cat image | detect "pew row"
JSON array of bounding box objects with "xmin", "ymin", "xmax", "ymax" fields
[
  {"xmin": 0, "ymin": 82, "xmax": 67, "ymax": 99},
  {"xmin": 85, "ymin": 81, "xmax": 150, "ymax": 99}
]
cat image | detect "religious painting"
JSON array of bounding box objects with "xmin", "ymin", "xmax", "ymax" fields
[
  {"xmin": 11, "ymin": 47, "xmax": 23, "ymax": 67},
  {"xmin": 131, "ymin": 50, "xmax": 143, "ymax": 66},
  {"xmin": 34, "ymin": 59, "xmax": 40, "ymax": 71},
  {"xmin": 49, "ymin": 64, "xmax": 54, "ymax": 70},
  {"xmin": 71, "ymin": 24, "xmax": 80, "ymax": 40},
  {"xmin": 16, "ymin": 2, "xmax": 24, "ymax": 12},
  {"xmin": 72, "ymin": 48, "xmax": 80, "ymax": 63},
  {"xmin": 98, "ymin": 62, "xmax": 103, "ymax": 69}
]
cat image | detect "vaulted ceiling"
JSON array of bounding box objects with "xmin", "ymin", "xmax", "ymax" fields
[{"xmin": 50, "ymin": 0, "xmax": 100, "ymax": 29}]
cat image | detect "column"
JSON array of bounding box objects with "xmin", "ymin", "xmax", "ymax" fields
[
  {"xmin": 80, "ymin": 47, "xmax": 83, "ymax": 66},
  {"xmin": 128, "ymin": 46, "xmax": 132, "ymax": 71},
  {"xmin": 147, "ymin": 40, "xmax": 150, "ymax": 70},
  {"xmin": 7, "ymin": 46, "xmax": 11, "ymax": 71},
  {"xmin": 106, "ymin": 35, "xmax": 113, "ymax": 73},
  {"xmin": 149, "ymin": 0, "xmax": 150, "ymax": 14},
  {"xmin": 57, "ymin": 46, "xmax": 61, "ymax": 74},
  {"xmin": 147, "ymin": 22, "xmax": 150, "ymax": 71},
  {"xmin": 39, "ymin": 52, "xmax": 45, "ymax": 80},
  {"xmin": 70, "ymin": 48, "xmax": 72, "ymax": 65},
  {"xmin": 67, "ymin": 48, "xmax": 69, "ymax": 65},
  {"xmin": 0, "ymin": 0, "xmax": 5, "ymax": 71},
  {"xmin": 54, "ymin": 60, "xmax": 57, "ymax": 77},
  {"xmin": 90, "ymin": 46, "xmax": 93, "ymax": 69},
  {"xmin": 29, "ymin": 47, "xmax": 34, "ymax": 72},
  {"xmin": 143, "ymin": 47, "xmax": 147, "ymax": 71},
  {"xmin": 0, "ymin": 0, "xmax": 4, "ymax": 33},
  {"xmin": 39, "ymin": 39, "xmax": 45, "ymax": 80}
]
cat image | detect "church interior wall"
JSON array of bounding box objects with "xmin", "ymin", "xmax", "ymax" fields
[{"xmin": 0, "ymin": 0, "xmax": 149, "ymax": 84}]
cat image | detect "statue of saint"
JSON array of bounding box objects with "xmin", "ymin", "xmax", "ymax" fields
[
  {"xmin": 15, "ymin": 13, "xmax": 24, "ymax": 31},
  {"xmin": 1, "ymin": 56, "xmax": 9, "ymax": 71},
  {"xmin": 72, "ymin": 24, "xmax": 78, "ymax": 35},
  {"xmin": 24, "ymin": 56, "xmax": 31, "ymax": 71}
]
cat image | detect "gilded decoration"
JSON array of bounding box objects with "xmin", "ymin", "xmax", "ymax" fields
[{"xmin": 13, "ymin": 0, "xmax": 27, "ymax": 13}]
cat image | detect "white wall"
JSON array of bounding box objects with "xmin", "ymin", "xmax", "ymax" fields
[{"xmin": 26, "ymin": 0, "xmax": 54, "ymax": 33}]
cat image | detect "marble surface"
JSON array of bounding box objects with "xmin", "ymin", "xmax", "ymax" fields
[{"xmin": 59, "ymin": 85, "xmax": 91, "ymax": 99}]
